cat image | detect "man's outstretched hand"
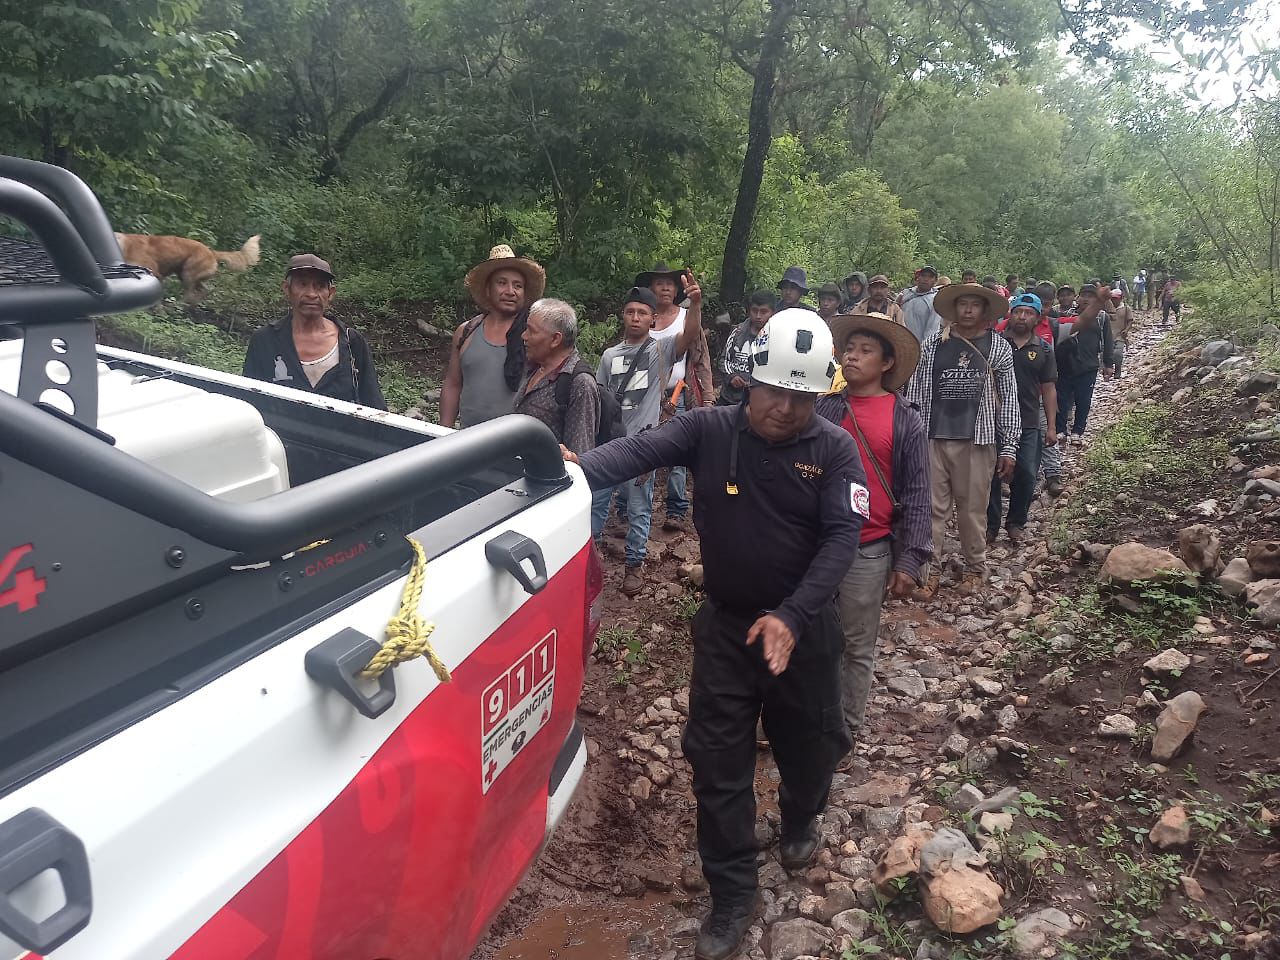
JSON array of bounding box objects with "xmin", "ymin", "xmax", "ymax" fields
[
  {"xmin": 560, "ymin": 443, "xmax": 579, "ymax": 464},
  {"xmin": 746, "ymin": 614, "xmax": 795, "ymax": 676}
]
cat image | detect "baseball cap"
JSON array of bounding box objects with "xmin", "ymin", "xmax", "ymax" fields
[
  {"xmin": 623, "ymin": 286, "xmax": 658, "ymax": 311},
  {"xmin": 915, "ymin": 264, "xmax": 938, "ymax": 277},
  {"xmin": 868, "ymin": 274, "xmax": 891, "ymax": 286},
  {"xmin": 1009, "ymin": 292, "xmax": 1043, "ymax": 315},
  {"xmin": 1110, "ymin": 289, "xmax": 1124, "ymax": 299},
  {"xmin": 286, "ymin": 253, "xmax": 335, "ymax": 280}
]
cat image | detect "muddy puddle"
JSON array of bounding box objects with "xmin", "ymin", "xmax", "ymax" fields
[{"xmin": 494, "ymin": 895, "xmax": 683, "ymax": 960}]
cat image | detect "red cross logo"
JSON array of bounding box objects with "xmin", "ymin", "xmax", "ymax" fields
[
  {"xmin": 0, "ymin": 545, "xmax": 47, "ymax": 614},
  {"xmin": 484, "ymin": 759, "xmax": 498, "ymax": 785}
]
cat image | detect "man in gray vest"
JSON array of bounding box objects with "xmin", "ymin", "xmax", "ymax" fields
[{"xmin": 439, "ymin": 245, "xmax": 546, "ymax": 428}]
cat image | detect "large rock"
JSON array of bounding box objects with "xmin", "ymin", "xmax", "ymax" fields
[
  {"xmin": 872, "ymin": 823, "xmax": 935, "ymax": 895},
  {"xmin": 918, "ymin": 828, "xmax": 1004, "ymax": 934},
  {"xmin": 769, "ymin": 917, "xmax": 830, "ymax": 960},
  {"xmin": 1238, "ymin": 371, "xmax": 1280, "ymax": 396},
  {"xmin": 1217, "ymin": 557, "xmax": 1254, "ymax": 598},
  {"xmin": 1151, "ymin": 691, "xmax": 1207, "ymax": 762},
  {"xmin": 1244, "ymin": 579, "xmax": 1280, "ymax": 627},
  {"xmin": 1144, "ymin": 647, "xmax": 1191, "ymax": 678},
  {"xmin": 1010, "ymin": 908, "xmax": 1075, "ymax": 958},
  {"xmin": 799, "ymin": 882, "xmax": 858, "ymax": 923},
  {"xmin": 1100, "ymin": 543, "xmax": 1191, "ymax": 585},
  {"xmin": 1150, "ymin": 805, "xmax": 1191, "ymax": 848},
  {"xmin": 1099, "ymin": 714, "xmax": 1138, "ymax": 738},
  {"xmin": 1246, "ymin": 541, "xmax": 1280, "ymax": 579},
  {"xmin": 829, "ymin": 908, "xmax": 871, "ymax": 938},
  {"xmin": 1200, "ymin": 340, "xmax": 1234, "ymax": 366},
  {"xmin": 1178, "ymin": 524, "xmax": 1222, "ymax": 574}
]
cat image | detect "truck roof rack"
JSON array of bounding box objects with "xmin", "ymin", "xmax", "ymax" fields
[{"xmin": 0, "ymin": 156, "xmax": 161, "ymax": 429}]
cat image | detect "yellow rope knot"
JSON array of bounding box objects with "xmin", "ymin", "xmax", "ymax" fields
[{"xmin": 360, "ymin": 538, "xmax": 451, "ymax": 683}]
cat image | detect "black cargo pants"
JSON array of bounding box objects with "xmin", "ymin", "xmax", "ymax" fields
[{"xmin": 682, "ymin": 596, "xmax": 851, "ymax": 908}]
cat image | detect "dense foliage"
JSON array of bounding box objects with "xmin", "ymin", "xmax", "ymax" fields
[{"xmin": 1, "ymin": 0, "xmax": 1277, "ymax": 323}]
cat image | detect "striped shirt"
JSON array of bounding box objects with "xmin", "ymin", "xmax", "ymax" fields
[{"xmin": 905, "ymin": 329, "xmax": 1021, "ymax": 458}]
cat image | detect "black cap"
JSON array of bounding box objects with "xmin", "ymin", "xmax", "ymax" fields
[
  {"xmin": 623, "ymin": 286, "xmax": 658, "ymax": 311},
  {"xmin": 286, "ymin": 253, "xmax": 334, "ymax": 280},
  {"xmin": 916, "ymin": 264, "xmax": 938, "ymax": 277}
]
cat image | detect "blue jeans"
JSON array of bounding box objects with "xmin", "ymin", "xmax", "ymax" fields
[
  {"xmin": 1056, "ymin": 369, "xmax": 1099, "ymax": 436},
  {"xmin": 666, "ymin": 389, "xmax": 691, "ymax": 517},
  {"xmin": 988, "ymin": 428, "xmax": 1043, "ymax": 533},
  {"xmin": 591, "ymin": 473, "xmax": 655, "ymax": 566}
]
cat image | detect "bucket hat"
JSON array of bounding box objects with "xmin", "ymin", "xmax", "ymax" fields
[{"xmin": 777, "ymin": 266, "xmax": 809, "ymax": 293}]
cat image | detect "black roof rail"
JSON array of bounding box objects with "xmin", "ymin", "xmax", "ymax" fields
[{"xmin": 0, "ymin": 155, "xmax": 162, "ymax": 429}]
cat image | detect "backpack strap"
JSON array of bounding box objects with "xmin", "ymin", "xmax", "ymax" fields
[
  {"xmin": 457, "ymin": 315, "xmax": 485, "ymax": 351},
  {"xmin": 554, "ymin": 359, "xmax": 597, "ymax": 408}
]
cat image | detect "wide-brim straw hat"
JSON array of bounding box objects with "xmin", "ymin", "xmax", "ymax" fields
[
  {"xmin": 933, "ymin": 282, "xmax": 1009, "ymax": 326},
  {"xmin": 634, "ymin": 262, "xmax": 686, "ymax": 304},
  {"xmin": 464, "ymin": 244, "xmax": 546, "ymax": 310},
  {"xmin": 829, "ymin": 312, "xmax": 921, "ymax": 392}
]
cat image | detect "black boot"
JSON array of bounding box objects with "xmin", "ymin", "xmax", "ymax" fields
[
  {"xmin": 779, "ymin": 818, "xmax": 820, "ymax": 870},
  {"xmin": 695, "ymin": 902, "xmax": 753, "ymax": 960}
]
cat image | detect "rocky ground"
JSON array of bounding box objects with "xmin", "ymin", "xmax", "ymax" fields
[{"xmin": 475, "ymin": 309, "xmax": 1280, "ymax": 960}]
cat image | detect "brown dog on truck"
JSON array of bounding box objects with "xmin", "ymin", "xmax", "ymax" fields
[{"xmin": 115, "ymin": 232, "xmax": 261, "ymax": 303}]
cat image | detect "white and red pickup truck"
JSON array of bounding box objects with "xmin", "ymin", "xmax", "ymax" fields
[{"xmin": 0, "ymin": 156, "xmax": 600, "ymax": 960}]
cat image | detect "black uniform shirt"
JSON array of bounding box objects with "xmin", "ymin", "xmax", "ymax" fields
[{"xmin": 578, "ymin": 405, "xmax": 868, "ymax": 638}]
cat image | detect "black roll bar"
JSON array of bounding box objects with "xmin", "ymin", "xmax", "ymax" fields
[
  {"xmin": 0, "ymin": 156, "xmax": 126, "ymax": 268},
  {"xmin": 0, "ymin": 390, "xmax": 569, "ymax": 558}
]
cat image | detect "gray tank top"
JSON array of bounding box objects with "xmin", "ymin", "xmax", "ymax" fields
[{"xmin": 459, "ymin": 324, "xmax": 517, "ymax": 427}]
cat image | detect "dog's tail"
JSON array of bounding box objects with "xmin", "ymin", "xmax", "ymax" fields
[{"xmin": 215, "ymin": 235, "xmax": 261, "ymax": 272}]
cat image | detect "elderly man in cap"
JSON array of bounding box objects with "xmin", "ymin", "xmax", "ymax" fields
[
  {"xmin": 906, "ymin": 283, "xmax": 1020, "ymax": 592},
  {"xmin": 849, "ymin": 274, "xmax": 906, "ymax": 326},
  {"xmin": 898, "ymin": 265, "xmax": 942, "ymax": 343},
  {"xmin": 243, "ymin": 253, "xmax": 386, "ymax": 409},
  {"xmin": 440, "ymin": 244, "xmax": 546, "ymax": 429},
  {"xmin": 636, "ymin": 262, "xmax": 715, "ymax": 532},
  {"xmin": 776, "ymin": 266, "xmax": 815, "ymax": 311},
  {"xmin": 816, "ymin": 314, "xmax": 930, "ymax": 754},
  {"xmin": 562, "ymin": 309, "xmax": 866, "ymax": 960}
]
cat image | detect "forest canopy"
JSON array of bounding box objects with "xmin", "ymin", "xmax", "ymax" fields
[{"xmin": 1, "ymin": 0, "xmax": 1278, "ymax": 329}]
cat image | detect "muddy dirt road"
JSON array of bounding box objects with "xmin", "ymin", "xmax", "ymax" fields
[{"xmin": 474, "ymin": 308, "xmax": 1280, "ymax": 960}]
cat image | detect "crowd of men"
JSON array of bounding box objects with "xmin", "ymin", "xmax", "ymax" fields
[{"xmin": 241, "ymin": 246, "xmax": 1169, "ymax": 960}]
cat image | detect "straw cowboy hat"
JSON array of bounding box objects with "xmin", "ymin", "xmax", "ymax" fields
[
  {"xmin": 933, "ymin": 282, "xmax": 1009, "ymax": 326},
  {"xmin": 464, "ymin": 244, "xmax": 546, "ymax": 310},
  {"xmin": 829, "ymin": 312, "xmax": 921, "ymax": 392},
  {"xmin": 634, "ymin": 261, "xmax": 686, "ymax": 304}
]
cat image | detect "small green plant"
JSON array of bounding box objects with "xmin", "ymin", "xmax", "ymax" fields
[
  {"xmin": 594, "ymin": 624, "xmax": 635, "ymax": 659},
  {"xmin": 1019, "ymin": 791, "xmax": 1064, "ymax": 822},
  {"xmin": 673, "ymin": 590, "xmax": 701, "ymax": 621}
]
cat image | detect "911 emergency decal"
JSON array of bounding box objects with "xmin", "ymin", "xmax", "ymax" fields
[
  {"xmin": 849, "ymin": 481, "xmax": 871, "ymax": 519},
  {"xmin": 481, "ymin": 631, "xmax": 557, "ymax": 793}
]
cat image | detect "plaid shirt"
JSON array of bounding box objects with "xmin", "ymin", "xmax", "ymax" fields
[{"xmin": 905, "ymin": 328, "xmax": 1021, "ymax": 458}]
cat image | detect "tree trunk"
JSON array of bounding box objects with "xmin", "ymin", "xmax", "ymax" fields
[
  {"xmin": 718, "ymin": 0, "xmax": 795, "ymax": 308},
  {"xmin": 317, "ymin": 64, "xmax": 414, "ymax": 183}
]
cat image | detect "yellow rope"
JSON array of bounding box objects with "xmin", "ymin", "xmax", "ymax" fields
[{"xmin": 360, "ymin": 537, "xmax": 451, "ymax": 683}]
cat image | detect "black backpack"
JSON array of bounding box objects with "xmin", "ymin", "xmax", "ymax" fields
[{"xmin": 554, "ymin": 359, "xmax": 629, "ymax": 446}]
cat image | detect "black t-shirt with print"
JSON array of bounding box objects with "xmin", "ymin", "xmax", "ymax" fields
[
  {"xmin": 929, "ymin": 331, "xmax": 992, "ymax": 441},
  {"xmin": 1007, "ymin": 335, "xmax": 1057, "ymax": 426}
]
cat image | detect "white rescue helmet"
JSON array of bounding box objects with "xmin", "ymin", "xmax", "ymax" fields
[{"xmin": 750, "ymin": 308, "xmax": 837, "ymax": 393}]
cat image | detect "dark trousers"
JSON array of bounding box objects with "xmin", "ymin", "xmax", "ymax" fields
[
  {"xmin": 1056, "ymin": 369, "xmax": 1099, "ymax": 436},
  {"xmin": 1162, "ymin": 301, "xmax": 1181, "ymax": 324},
  {"xmin": 988, "ymin": 427, "xmax": 1042, "ymax": 534},
  {"xmin": 683, "ymin": 598, "xmax": 850, "ymax": 908}
]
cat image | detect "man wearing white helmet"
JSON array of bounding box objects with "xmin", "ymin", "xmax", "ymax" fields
[{"xmin": 562, "ymin": 309, "xmax": 869, "ymax": 960}]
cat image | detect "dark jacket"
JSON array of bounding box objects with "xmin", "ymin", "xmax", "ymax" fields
[
  {"xmin": 579, "ymin": 406, "xmax": 866, "ymax": 638},
  {"xmin": 1058, "ymin": 312, "xmax": 1114, "ymax": 376},
  {"xmin": 841, "ymin": 271, "xmax": 868, "ymax": 312},
  {"xmin": 243, "ymin": 314, "xmax": 386, "ymax": 410},
  {"xmin": 815, "ymin": 392, "xmax": 933, "ymax": 582}
]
